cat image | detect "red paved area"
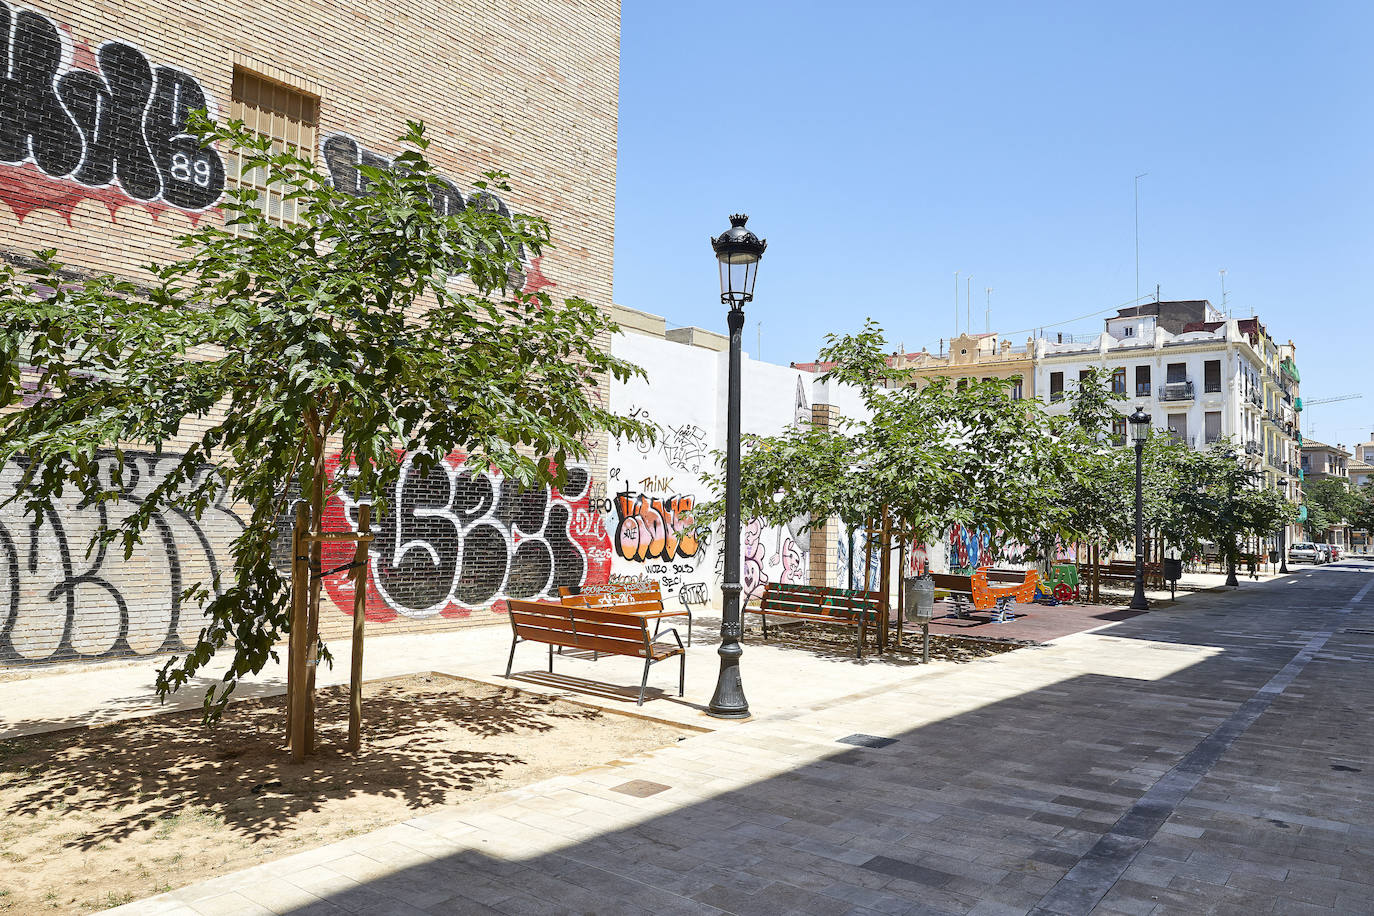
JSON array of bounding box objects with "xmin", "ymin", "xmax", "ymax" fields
[{"xmin": 913, "ymin": 598, "xmax": 1144, "ymax": 643}]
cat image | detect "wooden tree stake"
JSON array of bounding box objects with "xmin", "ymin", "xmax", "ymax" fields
[{"xmin": 347, "ymin": 503, "xmax": 372, "ymax": 753}]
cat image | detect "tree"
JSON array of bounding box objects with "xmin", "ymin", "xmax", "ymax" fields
[
  {"xmin": 1304, "ymin": 476, "xmax": 1358, "ymax": 542},
  {"xmin": 704, "ymin": 322, "xmax": 1070, "ymax": 580},
  {"xmin": 0, "ymin": 115, "xmax": 652, "ymax": 738}
]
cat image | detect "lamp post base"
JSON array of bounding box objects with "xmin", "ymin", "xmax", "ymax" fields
[
  {"xmin": 1129, "ymin": 587, "xmax": 1149, "ymax": 611},
  {"xmin": 707, "ymin": 639, "xmax": 750, "ymax": 719}
]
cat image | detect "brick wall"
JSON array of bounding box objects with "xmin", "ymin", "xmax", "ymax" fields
[{"xmin": 0, "ymin": 0, "xmax": 619, "ymax": 665}]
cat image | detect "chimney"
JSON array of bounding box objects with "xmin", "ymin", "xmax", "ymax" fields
[{"xmin": 1057, "ymin": 332, "xmax": 1062, "ymax": 344}]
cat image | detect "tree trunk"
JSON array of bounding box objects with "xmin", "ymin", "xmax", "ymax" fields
[{"xmin": 1091, "ymin": 542, "xmax": 1101, "ymax": 603}]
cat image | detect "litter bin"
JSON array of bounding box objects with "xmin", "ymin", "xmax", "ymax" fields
[
  {"xmin": 902, "ymin": 575, "xmax": 935, "ymax": 664},
  {"xmin": 1162, "ymin": 556, "xmax": 1182, "ymax": 599}
]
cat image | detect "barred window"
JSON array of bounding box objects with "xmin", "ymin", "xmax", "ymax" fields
[{"xmin": 226, "ymin": 69, "xmax": 320, "ymax": 225}]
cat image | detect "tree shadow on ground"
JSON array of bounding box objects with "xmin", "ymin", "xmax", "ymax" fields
[
  {"xmin": 0, "ymin": 675, "xmax": 603, "ymax": 850},
  {"xmin": 749, "ymin": 620, "xmax": 1025, "ymax": 667}
]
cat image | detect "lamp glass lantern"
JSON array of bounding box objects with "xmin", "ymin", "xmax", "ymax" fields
[
  {"xmin": 1129, "ymin": 407, "xmax": 1152, "ymax": 444},
  {"xmin": 712, "ymin": 214, "xmax": 767, "ymax": 308}
]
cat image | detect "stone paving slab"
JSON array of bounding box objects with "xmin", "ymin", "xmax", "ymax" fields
[{"xmin": 48, "ymin": 564, "xmax": 1374, "ymax": 913}]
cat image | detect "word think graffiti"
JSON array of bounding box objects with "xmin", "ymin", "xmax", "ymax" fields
[
  {"xmin": 613, "ymin": 490, "xmax": 701, "ymax": 562},
  {"xmin": 0, "ymin": 2, "xmax": 225, "ymax": 209}
]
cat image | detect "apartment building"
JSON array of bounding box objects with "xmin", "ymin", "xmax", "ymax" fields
[
  {"xmin": 792, "ymin": 332, "xmax": 1035, "ymax": 400},
  {"xmin": 1, "ymin": 0, "xmax": 621, "ymax": 665},
  {"xmin": 1301, "ymin": 441, "xmax": 1351, "ymax": 481},
  {"xmin": 1033, "ymin": 301, "xmax": 1302, "ymax": 548}
]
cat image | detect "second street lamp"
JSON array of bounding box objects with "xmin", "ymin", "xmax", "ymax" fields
[
  {"xmin": 1129, "ymin": 407, "xmax": 1151, "ymax": 610},
  {"xmin": 708, "ymin": 214, "xmax": 766, "ymax": 720}
]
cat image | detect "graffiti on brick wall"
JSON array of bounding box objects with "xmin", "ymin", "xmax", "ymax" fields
[
  {"xmin": 947, "ymin": 524, "xmax": 1026, "ymax": 570},
  {"xmin": 320, "ymin": 451, "xmax": 611, "ymax": 621},
  {"xmin": 0, "ymin": 1, "xmax": 224, "ymax": 223},
  {"xmin": 320, "ymin": 133, "xmax": 532, "ymax": 290},
  {"xmin": 0, "ymin": 452, "xmax": 243, "ymax": 665}
]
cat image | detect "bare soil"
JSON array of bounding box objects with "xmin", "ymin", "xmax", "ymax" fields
[{"xmin": 0, "ymin": 674, "xmax": 685, "ymax": 914}]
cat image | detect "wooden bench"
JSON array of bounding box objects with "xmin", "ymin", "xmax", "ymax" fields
[
  {"xmin": 560, "ymin": 582, "xmax": 691, "ymax": 644},
  {"xmin": 749, "ymin": 583, "xmax": 883, "ymax": 658},
  {"xmin": 930, "ymin": 572, "xmax": 973, "ymax": 616},
  {"xmin": 505, "ymin": 599, "xmax": 685, "ymax": 705},
  {"xmin": 1086, "ymin": 561, "xmax": 1163, "ymax": 590}
]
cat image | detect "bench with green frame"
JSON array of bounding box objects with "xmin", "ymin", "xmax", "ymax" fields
[{"xmin": 748, "ymin": 583, "xmax": 884, "ymax": 658}]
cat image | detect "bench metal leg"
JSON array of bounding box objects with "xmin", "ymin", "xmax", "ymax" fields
[
  {"xmin": 857, "ymin": 618, "xmax": 865, "ymax": 659},
  {"xmin": 505, "ymin": 637, "xmax": 520, "ymax": 677},
  {"xmin": 679, "ymin": 651, "xmax": 685, "ymax": 696},
  {"xmin": 549, "ymin": 643, "xmax": 554, "ymax": 673},
  {"xmin": 687, "ymin": 610, "xmax": 693, "ymax": 646},
  {"xmin": 761, "ymin": 613, "xmax": 769, "ymax": 641},
  {"xmin": 638, "ymin": 657, "xmax": 651, "ymax": 706}
]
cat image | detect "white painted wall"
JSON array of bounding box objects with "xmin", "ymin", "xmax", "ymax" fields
[{"xmin": 607, "ymin": 333, "xmax": 829, "ymax": 610}]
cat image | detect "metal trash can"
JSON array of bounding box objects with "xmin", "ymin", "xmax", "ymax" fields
[
  {"xmin": 1162, "ymin": 556, "xmax": 1183, "ymax": 599},
  {"xmin": 903, "ymin": 575, "xmax": 935, "ymax": 623}
]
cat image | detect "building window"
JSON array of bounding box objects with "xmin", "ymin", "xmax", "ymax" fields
[
  {"xmin": 1166, "ymin": 362, "xmax": 1187, "ymax": 384},
  {"xmin": 1205, "ymin": 411, "xmax": 1221, "ymax": 444},
  {"xmin": 1050, "ymin": 371, "xmax": 1064, "ymax": 402},
  {"xmin": 1135, "ymin": 365, "xmax": 1151, "ymax": 397},
  {"xmin": 1167, "ymin": 413, "xmax": 1189, "ymax": 445},
  {"xmin": 1009, "ymin": 376, "xmax": 1023, "ymax": 401},
  {"xmin": 1124, "ymin": 326, "xmax": 1135, "ymax": 337},
  {"xmin": 1204, "ymin": 359, "xmax": 1222, "ymax": 393},
  {"xmin": 1111, "ymin": 367, "xmax": 1126, "ymax": 394},
  {"xmin": 1112, "ymin": 417, "xmax": 1127, "ymax": 446},
  {"xmin": 226, "ymin": 68, "xmax": 321, "ymax": 225},
  {"xmin": 1079, "ymin": 369, "xmax": 1093, "ymax": 385}
]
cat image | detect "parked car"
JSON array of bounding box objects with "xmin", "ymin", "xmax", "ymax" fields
[{"xmin": 1289, "ymin": 542, "xmax": 1319, "ymax": 564}]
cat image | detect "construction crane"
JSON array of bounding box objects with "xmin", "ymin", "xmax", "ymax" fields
[{"xmin": 1302, "ymin": 393, "xmax": 1363, "ymax": 438}]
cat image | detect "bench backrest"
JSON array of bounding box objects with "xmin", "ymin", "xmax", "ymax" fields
[
  {"xmin": 930, "ymin": 573, "xmax": 972, "ymax": 593},
  {"xmin": 560, "ymin": 581, "xmax": 661, "ymax": 598},
  {"xmin": 507, "ymin": 599, "xmax": 652, "ymax": 658},
  {"xmin": 561, "ymin": 587, "xmax": 664, "ymax": 612},
  {"xmin": 760, "ymin": 583, "xmax": 881, "ymax": 622}
]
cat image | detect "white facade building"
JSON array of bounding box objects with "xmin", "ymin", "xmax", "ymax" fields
[{"xmin": 1033, "ymin": 302, "xmax": 1302, "ymax": 550}]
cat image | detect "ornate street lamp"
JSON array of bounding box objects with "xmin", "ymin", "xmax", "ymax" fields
[
  {"xmin": 708, "ymin": 214, "xmax": 766, "ymax": 719},
  {"xmin": 1129, "ymin": 407, "xmax": 1151, "ymax": 610}
]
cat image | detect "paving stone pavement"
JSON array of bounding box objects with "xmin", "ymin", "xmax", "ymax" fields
[{"xmin": 103, "ymin": 561, "xmax": 1374, "ymax": 915}]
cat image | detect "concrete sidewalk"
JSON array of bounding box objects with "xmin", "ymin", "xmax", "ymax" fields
[
  {"xmin": 0, "ymin": 567, "xmax": 1277, "ymax": 741},
  {"xmin": 100, "ymin": 563, "xmax": 1374, "ymax": 915}
]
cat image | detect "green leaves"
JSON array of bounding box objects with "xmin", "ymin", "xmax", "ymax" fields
[{"xmin": 2, "ymin": 117, "xmax": 652, "ymax": 721}]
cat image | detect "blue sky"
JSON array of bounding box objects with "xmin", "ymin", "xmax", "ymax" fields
[{"xmin": 614, "ymin": 2, "xmax": 1373, "ymax": 448}]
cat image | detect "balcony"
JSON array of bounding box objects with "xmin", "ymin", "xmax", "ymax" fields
[
  {"xmin": 1159, "ymin": 381, "xmax": 1194, "ymax": 402},
  {"xmin": 1244, "ymin": 440, "xmax": 1262, "ymax": 455},
  {"xmin": 1248, "ymin": 391, "xmax": 1263, "ymax": 409}
]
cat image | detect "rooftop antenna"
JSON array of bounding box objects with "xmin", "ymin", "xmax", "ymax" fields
[
  {"xmin": 757, "ymin": 320, "xmax": 762, "ymax": 361},
  {"xmin": 985, "ymin": 287, "xmax": 992, "ymax": 334},
  {"xmin": 954, "ymin": 271, "xmax": 960, "ymax": 336},
  {"xmin": 1134, "ymin": 172, "xmax": 1148, "ymax": 303},
  {"xmin": 1219, "ymin": 268, "xmax": 1228, "ymax": 318},
  {"xmin": 966, "ymin": 274, "xmax": 973, "ymax": 336}
]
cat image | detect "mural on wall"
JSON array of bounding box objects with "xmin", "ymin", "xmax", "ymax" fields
[
  {"xmin": 0, "ymin": 451, "xmax": 243, "ymax": 664},
  {"xmin": 0, "ymin": 1, "xmax": 225, "ymax": 223},
  {"xmin": 947, "ymin": 524, "xmax": 1027, "ymax": 570},
  {"xmin": 320, "ymin": 450, "xmax": 611, "ymax": 621},
  {"xmin": 612, "ymin": 489, "xmax": 701, "ymax": 562}
]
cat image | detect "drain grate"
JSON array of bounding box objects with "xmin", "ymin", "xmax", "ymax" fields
[{"xmin": 837, "ymin": 733, "xmax": 897, "ymax": 749}]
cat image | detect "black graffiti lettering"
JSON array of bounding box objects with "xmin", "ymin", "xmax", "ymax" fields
[
  {"xmin": 61, "ymin": 43, "xmax": 161, "ymax": 199},
  {"xmin": 361, "ymin": 455, "xmax": 597, "ymax": 617},
  {"xmin": 146, "ymin": 67, "xmax": 224, "ymax": 209},
  {"xmin": 0, "ymin": 5, "xmax": 83, "ymax": 175},
  {"xmin": 0, "ymin": 2, "xmax": 224, "ymax": 210},
  {"xmin": 322, "ymin": 134, "xmax": 362, "ymax": 195},
  {"xmin": 0, "ymin": 451, "xmax": 243, "ymax": 666}
]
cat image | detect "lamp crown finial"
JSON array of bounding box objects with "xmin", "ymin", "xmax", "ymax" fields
[{"xmin": 729, "ymin": 213, "xmax": 749, "ymax": 227}]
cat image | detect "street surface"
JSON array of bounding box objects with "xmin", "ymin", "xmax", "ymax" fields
[{"xmin": 111, "ymin": 562, "xmax": 1374, "ymax": 915}]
